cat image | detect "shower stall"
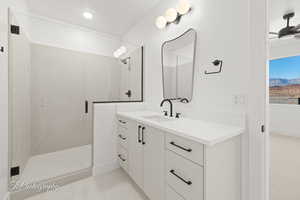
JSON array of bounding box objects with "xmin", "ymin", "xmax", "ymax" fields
[{"xmin": 8, "ymin": 11, "xmax": 143, "ymax": 197}]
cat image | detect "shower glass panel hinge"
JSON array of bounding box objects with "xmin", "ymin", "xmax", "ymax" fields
[
  {"xmin": 10, "ymin": 166, "xmax": 20, "ymax": 177},
  {"xmin": 10, "ymin": 25, "xmax": 20, "ymax": 35}
]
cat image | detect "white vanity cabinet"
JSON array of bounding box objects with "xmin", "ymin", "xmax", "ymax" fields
[
  {"xmin": 165, "ymin": 132, "xmax": 241, "ymax": 200},
  {"xmin": 116, "ymin": 117, "xmax": 165, "ymax": 200},
  {"xmin": 116, "ymin": 117, "xmax": 130, "ymax": 173},
  {"xmin": 116, "ymin": 112, "xmax": 243, "ymax": 200},
  {"xmin": 143, "ymin": 125, "xmax": 165, "ymax": 200}
]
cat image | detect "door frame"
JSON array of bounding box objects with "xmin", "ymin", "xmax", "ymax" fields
[{"xmin": 248, "ymin": 0, "xmax": 269, "ymax": 199}]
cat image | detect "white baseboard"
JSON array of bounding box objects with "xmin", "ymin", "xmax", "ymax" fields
[{"xmin": 93, "ymin": 161, "xmax": 120, "ymax": 176}]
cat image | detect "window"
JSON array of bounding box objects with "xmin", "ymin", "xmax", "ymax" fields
[{"xmin": 270, "ymin": 55, "xmax": 300, "ymax": 104}]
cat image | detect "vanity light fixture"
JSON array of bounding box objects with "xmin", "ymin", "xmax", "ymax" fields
[
  {"xmin": 165, "ymin": 8, "xmax": 178, "ymax": 22},
  {"xmin": 176, "ymin": 0, "xmax": 191, "ymax": 15},
  {"xmin": 113, "ymin": 46, "xmax": 127, "ymax": 58},
  {"xmin": 83, "ymin": 12, "xmax": 93, "ymax": 20},
  {"xmin": 155, "ymin": 0, "xmax": 192, "ymax": 29},
  {"xmin": 156, "ymin": 16, "xmax": 167, "ymax": 29}
]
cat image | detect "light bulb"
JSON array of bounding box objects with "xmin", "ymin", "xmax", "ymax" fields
[
  {"xmin": 119, "ymin": 46, "xmax": 127, "ymax": 55},
  {"xmin": 165, "ymin": 8, "xmax": 178, "ymax": 22},
  {"xmin": 176, "ymin": 0, "xmax": 191, "ymax": 15},
  {"xmin": 113, "ymin": 46, "xmax": 127, "ymax": 58},
  {"xmin": 113, "ymin": 49, "xmax": 121, "ymax": 58},
  {"xmin": 113, "ymin": 51, "xmax": 119, "ymax": 58},
  {"xmin": 83, "ymin": 12, "xmax": 93, "ymax": 19},
  {"xmin": 156, "ymin": 16, "xmax": 167, "ymax": 29}
]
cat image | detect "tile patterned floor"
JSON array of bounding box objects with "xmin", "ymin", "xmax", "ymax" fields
[{"xmin": 25, "ymin": 169, "xmax": 148, "ymax": 200}]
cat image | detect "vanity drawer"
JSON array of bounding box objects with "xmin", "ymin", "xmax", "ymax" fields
[
  {"xmin": 166, "ymin": 133, "xmax": 204, "ymax": 165},
  {"xmin": 166, "ymin": 186, "xmax": 185, "ymax": 200},
  {"xmin": 117, "ymin": 145, "xmax": 128, "ymax": 173},
  {"xmin": 117, "ymin": 117, "xmax": 129, "ymax": 128},
  {"xmin": 166, "ymin": 150, "xmax": 204, "ymax": 200},
  {"xmin": 117, "ymin": 126, "xmax": 128, "ymax": 149}
]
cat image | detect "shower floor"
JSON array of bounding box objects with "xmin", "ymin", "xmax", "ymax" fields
[{"xmin": 19, "ymin": 145, "xmax": 92, "ymax": 184}]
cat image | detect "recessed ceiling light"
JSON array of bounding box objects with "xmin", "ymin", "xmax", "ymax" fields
[{"xmin": 83, "ymin": 12, "xmax": 93, "ymax": 20}]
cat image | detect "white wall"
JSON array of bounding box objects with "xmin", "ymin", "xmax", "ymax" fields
[
  {"xmin": 271, "ymin": 134, "xmax": 300, "ymax": 200},
  {"xmin": 14, "ymin": 12, "xmax": 122, "ymax": 57},
  {"xmin": 122, "ymin": 0, "xmax": 250, "ymax": 118},
  {"xmin": 270, "ymin": 39, "xmax": 300, "ymax": 59},
  {"xmin": 270, "ymin": 105, "xmax": 300, "ymax": 137},
  {"xmin": 269, "ymin": 39, "xmax": 300, "ymax": 137}
]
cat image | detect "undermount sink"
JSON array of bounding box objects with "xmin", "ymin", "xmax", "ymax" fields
[{"xmin": 142, "ymin": 115, "xmax": 176, "ymax": 122}]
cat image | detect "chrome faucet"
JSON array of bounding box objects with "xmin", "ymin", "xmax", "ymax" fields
[{"xmin": 160, "ymin": 99, "xmax": 173, "ymax": 117}]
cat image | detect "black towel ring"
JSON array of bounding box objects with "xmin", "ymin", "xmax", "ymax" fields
[{"xmin": 205, "ymin": 59, "xmax": 223, "ymax": 75}]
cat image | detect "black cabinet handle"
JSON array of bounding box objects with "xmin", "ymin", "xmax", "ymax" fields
[
  {"xmin": 85, "ymin": 100, "xmax": 88, "ymax": 114},
  {"xmin": 170, "ymin": 141, "xmax": 192, "ymax": 152},
  {"xmin": 118, "ymin": 134, "xmax": 126, "ymax": 140},
  {"xmin": 142, "ymin": 127, "xmax": 146, "ymax": 145},
  {"xmin": 138, "ymin": 125, "xmax": 142, "ymax": 143},
  {"xmin": 118, "ymin": 154, "xmax": 126, "ymax": 162},
  {"xmin": 170, "ymin": 170, "xmax": 192, "ymax": 185}
]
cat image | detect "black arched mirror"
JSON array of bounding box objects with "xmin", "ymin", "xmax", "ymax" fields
[{"xmin": 162, "ymin": 29, "xmax": 197, "ymax": 103}]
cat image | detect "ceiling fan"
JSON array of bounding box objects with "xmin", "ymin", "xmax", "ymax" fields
[{"xmin": 269, "ymin": 12, "xmax": 300, "ymax": 40}]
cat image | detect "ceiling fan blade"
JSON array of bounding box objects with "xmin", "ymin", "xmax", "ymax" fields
[{"xmin": 269, "ymin": 32, "xmax": 279, "ymax": 35}]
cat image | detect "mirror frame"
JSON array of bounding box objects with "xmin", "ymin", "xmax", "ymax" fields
[{"xmin": 161, "ymin": 28, "xmax": 197, "ymax": 103}]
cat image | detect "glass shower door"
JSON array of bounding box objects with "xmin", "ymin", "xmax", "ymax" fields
[{"xmin": 9, "ymin": 12, "xmax": 92, "ymax": 188}]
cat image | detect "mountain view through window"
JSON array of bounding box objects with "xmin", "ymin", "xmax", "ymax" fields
[{"xmin": 270, "ymin": 55, "xmax": 300, "ymax": 104}]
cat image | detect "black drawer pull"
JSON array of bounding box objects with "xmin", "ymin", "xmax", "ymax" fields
[
  {"xmin": 170, "ymin": 170, "xmax": 192, "ymax": 185},
  {"xmin": 118, "ymin": 154, "xmax": 126, "ymax": 162},
  {"xmin": 142, "ymin": 127, "xmax": 146, "ymax": 145},
  {"xmin": 138, "ymin": 125, "xmax": 142, "ymax": 143},
  {"xmin": 85, "ymin": 100, "xmax": 88, "ymax": 114},
  {"xmin": 170, "ymin": 141, "xmax": 192, "ymax": 152},
  {"xmin": 118, "ymin": 134, "xmax": 126, "ymax": 140}
]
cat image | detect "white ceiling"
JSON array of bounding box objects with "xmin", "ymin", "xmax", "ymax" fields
[
  {"xmin": 26, "ymin": 0, "xmax": 161, "ymax": 36},
  {"xmin": 270, "ymin": 0, "xmax": 300, "ymax": 33}
]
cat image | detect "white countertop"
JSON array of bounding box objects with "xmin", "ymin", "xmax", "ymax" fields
[{"xmin": 117, "ymin": 111, "xmax": 244, "ymax": 146}]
